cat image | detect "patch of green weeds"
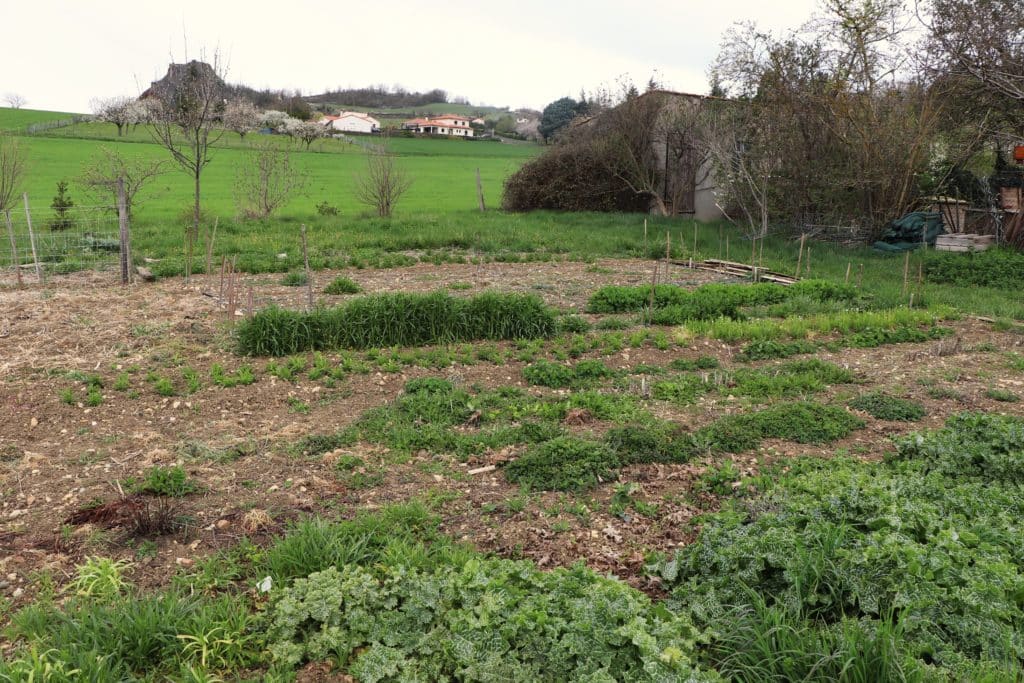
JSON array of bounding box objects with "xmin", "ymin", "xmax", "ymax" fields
[
  {"xmin": 210, "ymin": 363, "xmax": 257, "ymax": 388},
  {"xmin": 281, "ymin": 271, "xmax": 308, "ymax": 287},
  {"xmin": 522, "ymin": 358, "xmax": 614, "ymax": 388},
  {"xmin": 985, "ymin": 387, "xmax": 1019, "ymax": 402},
  {"xmin": 669, "ymin": 356, "xmax": 720, "ymax": 371},
  {"xmin": 323, "ymin": 276, "xmax": 361, "ymax": 295},
  {"xmin": 736, "ymin": 339, "xmax": 818, "ymax": 362},
  {"xmin": 504, "ymin": 437, "xmax": 619, "ymax": 492},
  {"xmin": 128, "ymin": 466, "xmax": 200, "ymax": 497},
  {"xmin": 848, "ymin": 392, "xmax": 926, "ymax": 421}
]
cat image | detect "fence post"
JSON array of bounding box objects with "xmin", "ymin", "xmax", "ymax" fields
[
  {"xmin": 22, "ymin": 193, "xmax": 44, "ymax": 284},
  {"xmin": 475, "ymin": 168, "xmax": 486, "ymax": 212},
  {"xmin": 117, "ymin": 178, "xmax": 130, "ymax": 285}
]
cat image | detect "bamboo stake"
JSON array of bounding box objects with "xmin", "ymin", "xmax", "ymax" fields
[
  {"xmin": 665, "ymin": 230, "xmax": 670, "ymax": 262},
  {"xmin": 301, "ymin": 224, "xmax": 313, "ymax": 310},
  {"xmin": 844, "ymin": 262, "xmax": 851, "ymax": 283},
  {"xmin": 857, "ymin": 263, "xmax": 864, "ymax": 289},
  {"xmin": 795, "ymin": 233, "xmax": 806, "ymax": 278},
  {"xmin": 4, "ymin": 210, "xmax": 22, "ymax": 288},
  {"xmin": 23, "ymin": 194, "xmax": 43, "ymax": 284},
  {"xmin": 805, "ymin": 247, "xmax": 810, "ymax": 276},
  {"xmin": 692, "ymin": 222, "xmax": 698, "ymax": 260},
  {"xmin": 247, "ymin": 286, "xmax": 254, "ymax": 317},
  {"xmin": 643, "ymin": 218, "xmax": 648, "ymax": 255}
]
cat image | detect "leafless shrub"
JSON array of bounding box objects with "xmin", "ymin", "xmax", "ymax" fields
[
  {"xmin": 354, "ymin": 139, "xmax": 413, "ymax": 218},
  {"xmin": 0, "ymin": 136, "xmax": 27, "ymax": 212},
  {"xmin": 235, "ymin": 142, "xmax": 308, "ymax": 219}
]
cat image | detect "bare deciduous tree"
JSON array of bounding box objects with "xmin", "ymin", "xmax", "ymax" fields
[
  {"xmin": 223, "ymin": 98, "xmax": 261, "ymax": 139},
  {"xmin": 0, "ymin": 137, "xmax": 27, "ymax": 212},
  {"xmin": 77, "ymin": 146, "xmax": 168, "ymax": 220},
  {"xmin": 235, "ymin": 143, "xmax": 307, "ymax": 219},
  {"xmin": 148, "ymin": 54, "xmax": 227, "ymax": 282},
  {"xmin": 354, "ymin": 139, "xmax": 413, "ymax": 217},
  {"xmin": 3, "ymin": 93, "xmax": 26, "ymax": 109}
]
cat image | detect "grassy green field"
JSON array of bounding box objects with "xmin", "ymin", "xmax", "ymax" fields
[
  {"xmin": 3, "ymin": 106, "xmax": 1024, "ymax": 321},
  {"xmin": 0, "ymin": 107, "xmax": 79, "ymax": 132}
]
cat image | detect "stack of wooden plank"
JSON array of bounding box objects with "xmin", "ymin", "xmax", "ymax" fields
[
  {"xmin": 934, "ymin": 234, "xmax": 994, "ymax": 252},
  {"xmin": 672, "ymin": 259, "xmax": 799, "ymax": 285}
]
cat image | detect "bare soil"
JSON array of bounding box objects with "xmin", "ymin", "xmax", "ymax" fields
[{"xmin": 2, "ymin": 260, "xmax": 1022, "ymax": 604}]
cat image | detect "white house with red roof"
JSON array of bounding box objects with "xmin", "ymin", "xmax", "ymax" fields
[
  {"xmin": 320, "ymin": 111, "xmax": 380, "ymax": 134},
  {"xmin": 402, "ymin": 113, "xmax": 475, "ymax": 137}
]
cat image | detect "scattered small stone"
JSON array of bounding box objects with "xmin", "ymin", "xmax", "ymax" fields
[
  {"xmin": 175, "ymin": 557, "xmax": 193, "ymax": 568},
  {"xmin": 12, "ymin": 587, "xmax": 24, "ymax": 599}
]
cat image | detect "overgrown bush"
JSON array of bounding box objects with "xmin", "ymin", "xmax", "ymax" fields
[{"xmin": 237, "ymin": 291, "xmax": 557, "ymax": 355}]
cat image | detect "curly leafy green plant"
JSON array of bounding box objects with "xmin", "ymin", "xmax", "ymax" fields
[{"xmin": 504, "ymin": 436, "xmax": 619, "ymax": 492}]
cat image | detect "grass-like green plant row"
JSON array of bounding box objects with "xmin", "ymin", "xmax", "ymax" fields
[{"xmin": 236, "ymin": 291, "xmax": 557, "ymax": 355}]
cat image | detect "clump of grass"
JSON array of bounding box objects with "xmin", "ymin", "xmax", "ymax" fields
[
  {"xmin": 281, "ymin": 271, "xmax": 309, "ymax": 287},
  {"xmin": 849, "ymin": 392, "xmax": 926, "ymax": 421},
  {"xmin": 293, "ymin": 427, "xmax": 360, "ymax": 457},
  {"xmin": 210, "ymin": 363, "xmax": 257, "ymax": 388},
  {"xmin": 504, "ymin": 436, "xmax": 619, "ymax": 491},
  {"xmin": 323, "ymin": 276, "xmax": 361, "ymax": 295},
  {"xmin": 652, "ymin": 374, "xmax": 713, "ymax": 404},
  {"xmin": 985, "ymin": 387, "xmax": 1019, "ymax": 402},
  {"xmin": 557, "ymin": 314, "xmax": 591, "ymax": 334},
  {"xmin": 237, "ymin": 291, "xmax": 557, "ymax": 356},
  {"xmin": 129, "ymin": 465, "xmax": 200, "ymax": 497}
]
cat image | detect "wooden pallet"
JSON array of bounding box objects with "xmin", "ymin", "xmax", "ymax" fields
[
  {"xmin": 935, "ymin": 234, "xmax": 994, "ymax": 252},
  {"xmin": 671, "ymin": 258, "xmax": 799, "ymax": 285}
]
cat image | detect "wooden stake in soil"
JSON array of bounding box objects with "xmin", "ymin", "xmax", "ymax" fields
[
  {"xmin": 646, "ymin": 261, "xmax": 659, "ymax": 325},
  {"xmin": 665, "ymin": 230, "xmax": 671, "ymax": 262},
  {"xmin": 857, "ymin": 263, "xmax": 864, "ymax": 289},
  {"xmin": 902, "ymin": 251, "xmax": 910, "ymax": 295},
  {"xmin": 759, "ymin": 232, "xmax": 765, "ymax": 267},
  {"xmin": 117, "ymin": 178, "xmax": 130, "ymax": 285},
  {"xmin": 204, "ymin": 217, "xmax": 218, "ymax": 278},
  {"xmin": 795, "ymin": 233, "xmax": 806, "ymax": 278},
  {"xmin": 692, "ymin": 222, "xmax": 698, "ymax": 260},
  {"xmin": 805, "ymin": 247, "xmax": 810, "ymax": 276},
  {"xmin": 726, "ymin": 235, "xmax": 730, "ymax": 261},
  {"xmin": 247, "ymin": 286, "xmax": 254, "ymax": 317},
  {"xmin": 218, "ymin": 256, "xmax": 227, "ymax": 301},
  {"xmin": 845, "ymin": 262, "xmax": 851, "ymax": 284},
  {"xmin": 719, "ymin": 224, "xmax": 723, "ymax": 259},
  {"xmin": 643, "ymin": 218, "xmax": 648, "ymax": 254},
  {"xmin": 4, "ymin": 210, "xmax": 22, "ymax": 288},
  {"xmin": 22, "ymin": 193, "xmax": 43, "ymax": 284},
  {"xmin": 475, "ymin": 167, "xmax": 486, "ymax": 212},
  {"xmin": 301, "ymin": 224, "xmax": 313, "ymax": 310}
]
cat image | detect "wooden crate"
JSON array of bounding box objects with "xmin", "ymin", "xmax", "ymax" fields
[{"xmin": 934, "ymin": 234, "xmax": 994, "ymax": 252}]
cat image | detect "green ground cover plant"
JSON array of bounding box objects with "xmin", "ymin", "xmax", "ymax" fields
[
  {"xmin": 652, "ymin": 413, "xmax": 1024, "ymax": 680},
  {"xmin": 924, "ymin": 248, "xmax": 1024, "ymax": 290},
  {"xmin": 736, "ymin": 339, "xmax": 818, "ymax": 362},
  {"xmin": 236, "ymin": 291, "xmax": 557, "ymax": 355},
  {"xmin": 522, "ymin": 358, "xmax": 614, "ymax": 388},
  {"xmin": 128, "ymin": 465, "xmax": 200, "ymax": 497},
  {"xmin": 504, "ymin": 436, "xmax": 620, "ymax": 492},
  {"xmin": 849, "ymin": 392, "xmax": 926, "ymax": 421},
  {"xmin": 587, "ymin": 280, "xmax": 857, "ymax": 319}
]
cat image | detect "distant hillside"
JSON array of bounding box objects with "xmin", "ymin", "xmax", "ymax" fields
[{"xmin": 0, "ymin": 107, "xmax": 81, "ymax": 132}]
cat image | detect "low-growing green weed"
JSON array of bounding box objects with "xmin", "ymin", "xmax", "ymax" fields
[
  {"xmin": 504, "ymin": 437, "xmax": 619, "ymax": 492},
  {"xmin": 848, "ymin": 392, "xmax": 926, "ymax": 421},
  {"xmin": 323, "ymin": 276, "xmax": 361, "ymax": 295},
  {"xmin": 130, "ymin": 466, "xmax": 200, "ymax": 497}
]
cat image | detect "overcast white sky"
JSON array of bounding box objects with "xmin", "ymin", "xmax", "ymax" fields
[{"xmin": 3, "ymin": 0, "xmax": 820, "ymax": 114}]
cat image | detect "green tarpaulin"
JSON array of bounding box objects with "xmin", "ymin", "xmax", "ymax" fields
[{"xmin": 872, "ymin": 212, "xmax": 945, "ymax": 252}]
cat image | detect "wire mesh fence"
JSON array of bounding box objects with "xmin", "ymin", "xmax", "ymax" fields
[{"xmin": 2, "ymin": 197, "xmax": 123, "ymax": 283}]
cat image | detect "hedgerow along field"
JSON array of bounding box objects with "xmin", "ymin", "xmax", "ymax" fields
[{"xmin": 2, "ymin": 107, "xmax": 1024, "ymax": 680}]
